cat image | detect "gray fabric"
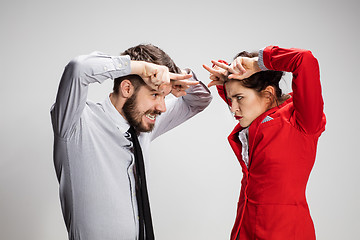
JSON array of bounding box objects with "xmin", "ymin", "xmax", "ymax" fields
[
  {"xmin": 50, "ymin": 52, "xmax": 212, "ymax": 240},
  {"xmin": 258, "ymin": 48, "xmax": 268, "ymax": 71}
]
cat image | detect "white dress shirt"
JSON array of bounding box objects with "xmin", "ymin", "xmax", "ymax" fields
[
  {"xmin": 50, "ymin": 52, "xmax": 212, "ymax": 240},
  {"xmin": 238, "ymin": 116, "xmax": 274, "ymax": 168},
  {"xmin": 238, "ymin": 128, "xmax": 249, "ymax": 168}
]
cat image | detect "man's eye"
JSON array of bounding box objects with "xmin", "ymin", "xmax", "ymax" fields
[{"xmin": 152, "ymin": 93, "xmax": 159, "ymax": 97}]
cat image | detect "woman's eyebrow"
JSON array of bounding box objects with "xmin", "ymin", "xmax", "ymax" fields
[{"xmin": 231, "ymin": 93, "xmax": 244, "ymax": 98}]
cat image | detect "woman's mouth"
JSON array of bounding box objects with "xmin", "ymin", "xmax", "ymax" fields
[{"xmin": 235, "ymin": 116, "xmax": 243, "ymax": 120}]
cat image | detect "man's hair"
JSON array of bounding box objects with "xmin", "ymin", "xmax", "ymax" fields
[{"xmin": 113, "ymin": 44, "xmax": 181, "ymax": 95}]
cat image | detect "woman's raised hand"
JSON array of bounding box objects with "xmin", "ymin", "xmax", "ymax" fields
[
  {"xmin": 202, "ymin": 60, "xmax": 230, "ymax": 88},
  {"xmin": 227, "ymin": 57, "xmax": 261, "ymax": 80},
  {"xmin": 203, "ymin": 57, "xmax": 261, "ymax": 87}
]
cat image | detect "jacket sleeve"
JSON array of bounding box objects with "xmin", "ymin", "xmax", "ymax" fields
[
  {"xmin": 150, "ymin": 69, "xmax": 212, "ymax": 141},
  {"xmin": 50, "ymin": 52, "xmax": 131, "ymax": 139},
  {"xmin": 216, "ymin": 85, "xmax": 230, "ymax": 105},
  {"xmin": 260, "ymin": 46, "xmax": 325, "ymax": 134}
]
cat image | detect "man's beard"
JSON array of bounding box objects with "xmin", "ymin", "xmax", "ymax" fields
[{"xmin": 122, "ymin": 92, "xmax": 161, "ymax": 132}]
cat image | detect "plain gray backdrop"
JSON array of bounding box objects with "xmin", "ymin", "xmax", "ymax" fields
[{"xmin": 1, "ymin": 0, "xmax": 359, "ymax": 239}]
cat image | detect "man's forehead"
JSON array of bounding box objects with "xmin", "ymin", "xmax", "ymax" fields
[{"xmin": 143, "ymin": 84, "xmax": 171, "ymax": 96}]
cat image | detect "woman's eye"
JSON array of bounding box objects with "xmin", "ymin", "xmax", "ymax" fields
[{"xmin": 237, "ymin": 96, "xmax": 243, "ymax": 100}]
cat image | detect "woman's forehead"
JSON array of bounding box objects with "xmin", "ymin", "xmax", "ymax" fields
[
  {"xmin": 226, "ymin": 81, "xmax": 260, "ymax": 98},
  {"xmin": 225, "ymin": 81, "xmax": 246, "ymax": 94}
]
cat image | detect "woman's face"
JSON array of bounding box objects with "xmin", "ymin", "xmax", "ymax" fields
[{"xmin": 225, "ymin": 81, "xmax": 270, "ymax": 128}]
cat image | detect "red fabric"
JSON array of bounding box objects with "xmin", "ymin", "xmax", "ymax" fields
[{"xmin": 217, "ymin": 46, "xmax": 326, "ymax": 240}]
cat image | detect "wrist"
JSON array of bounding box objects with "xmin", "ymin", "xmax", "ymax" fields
[
  {"xmin": 252, "ymin": 57, "xmax": 261, "ymax": 73},
  {"xmin": 130, "ymin": 60, "xmax": 145, "ymax": 75}
]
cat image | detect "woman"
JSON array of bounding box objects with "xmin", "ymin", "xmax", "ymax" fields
[{"xmin": 203, "ymin": 46, "xmax": 326, "ymax": 240}]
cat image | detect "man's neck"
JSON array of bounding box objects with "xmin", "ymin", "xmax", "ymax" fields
[{"xmin": 109, "ymin": 93, "xmax": 127, "ymax": 120}]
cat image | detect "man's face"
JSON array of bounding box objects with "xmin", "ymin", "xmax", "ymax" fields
[{"xmin": 122, "ymin": 85, "xmax": 169, "ymax": 132}]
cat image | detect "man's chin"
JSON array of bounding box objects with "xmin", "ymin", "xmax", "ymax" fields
[{"xmin": 135, "ymin": 123, "xmax": 155, "ymax": 133}]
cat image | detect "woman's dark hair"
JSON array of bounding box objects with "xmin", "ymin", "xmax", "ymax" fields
[
  {"xmin": 113, "ymin": 44, "xmax": 181, "ymax": 95},
  {"xmin": 228, "ymin": 51, "xmax": 286, "ymax": 104}
]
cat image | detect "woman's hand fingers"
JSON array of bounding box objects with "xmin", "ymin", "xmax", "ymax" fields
[
  {"xmin": 232, "ymin": 57, "xmax": 247, "ymax": 74},
  {"xmin": 208, "ymin": 80, "xmax": 224, "ymax": 88},
  {"xmin": 210, "ymin": 60, "xmax": 233, "ymax": 73},
  {"xmin": 203, "ymin": 63, "xmax": 228, "ymax": 80}
]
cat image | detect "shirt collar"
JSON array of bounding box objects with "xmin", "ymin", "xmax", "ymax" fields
[{"xmin": 103, "ymin": 95, "xmax": 130, "ymax": 133}]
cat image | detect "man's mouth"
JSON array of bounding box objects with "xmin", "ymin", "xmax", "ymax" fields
[{"xmin": 145, "ymin": 113, "xmax": 156, "ymax": 121}]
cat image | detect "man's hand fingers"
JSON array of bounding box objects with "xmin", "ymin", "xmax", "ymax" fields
[
  {"xmin": 158, "ymin": 83, "xmax": 172, "ymax": 95},
  {"xmin": 171, "ymin": 88, "xmax": 187, "ymax": 97},
  {"xmin": 172, "ymin": 90, "xmax": 187, "ymax": 97},
  {"xmin": 157, "ymin": 69, "xmax": 170, "ymax": 85},
  {"xmin": 171, "ymin": 79, "xmax": 199, "ymax": 86},
  {"xmin": 169, "ymin": 72, "xmax": 193, "ymax": 81}
]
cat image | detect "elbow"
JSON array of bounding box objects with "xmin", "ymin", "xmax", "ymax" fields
[
  {"xmin": 298, "ymin": 49, "xmax": 319, "ymax": 66},
  {"xmin": 199, "ymin": 91, "xmax": 213, "ymax": 108},
  {"xmin": 186, "ymin": 93, "xmax": 213, "ymax": 113},
  {"xmin": 291, "ymin": 49, "xmax": 319, "ymax": 74},
  {"xmin": 206, "ymin": 94, "xmax": 213, "ymax": 106},
  {"xmin": 65, "ymin": 55, "xmax": 88, "ymax": 77},
  {"xmin": 201, "ymin": 91, "xmax": 213, "ymax": 103},
  {"xmin": 199, "ymin": 93, "xmax": 213, "ymax": 112}
]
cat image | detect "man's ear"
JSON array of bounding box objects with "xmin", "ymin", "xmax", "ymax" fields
[{"xmin": 120, "ymin": 80, "xmax": 134, "ymax": 98}]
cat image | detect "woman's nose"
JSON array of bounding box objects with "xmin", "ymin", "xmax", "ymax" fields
[{"xmin": 230, "ymin": 102, "xmax": 239, "ymax": 113}]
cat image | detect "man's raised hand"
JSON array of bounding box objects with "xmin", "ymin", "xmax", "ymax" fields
[{"xmin": 130, "ymin": 61, "xmax": 193, "ymax": 92}]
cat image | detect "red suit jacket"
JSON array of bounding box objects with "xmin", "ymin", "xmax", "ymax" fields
[{"xmin": 217, "ymin": 46, "xmax": 326, "ymax": 240}]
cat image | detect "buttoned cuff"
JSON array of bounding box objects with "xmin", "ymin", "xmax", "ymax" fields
[{"xmin": 112, "ymin": 55, "xmax": 131, "ymax": 73}]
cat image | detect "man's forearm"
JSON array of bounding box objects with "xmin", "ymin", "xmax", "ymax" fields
[
  {"xmin": 182, "ymin": 69, "xmax": 212, "ymax": 111},
  {"xmin": 51, "ymin": 52, "xmax": 131, "ymax": 139}
]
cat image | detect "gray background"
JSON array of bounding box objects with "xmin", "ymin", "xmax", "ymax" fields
[{"xmin": 1, "ymin": 0, "xmax": 359, "ymax": 239}]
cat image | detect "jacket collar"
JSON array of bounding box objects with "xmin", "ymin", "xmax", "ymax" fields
[{"xmin": 228, "ymin": 95, "xmax": 293, "ymax": 168}]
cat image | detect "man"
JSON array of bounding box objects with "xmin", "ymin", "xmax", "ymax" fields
[{"xmin": 50, "ymin": 44, "xmax": 212, "ymax": 240}]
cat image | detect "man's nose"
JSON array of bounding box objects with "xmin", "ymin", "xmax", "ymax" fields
[{"xmin": 155, "ymin": 98, "xmax": 166, "ymax": 113}]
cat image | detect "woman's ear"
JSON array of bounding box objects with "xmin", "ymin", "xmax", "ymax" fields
[
  {"xmin": 263, "ymin": 86, "xmax": 276, "ymax": 104},
  {"xmin": 120, "ymin": 80, "xmax": 134, "ymax": 98}
]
